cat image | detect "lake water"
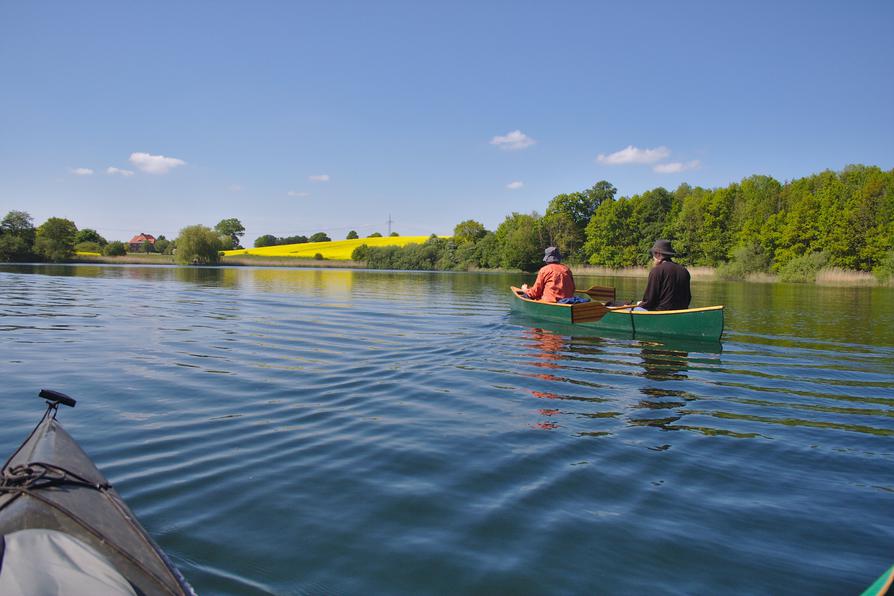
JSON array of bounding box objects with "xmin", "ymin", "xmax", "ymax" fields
[{"xmin": 1, "ymin": 264, "xmax": 892, "ymax": 595}]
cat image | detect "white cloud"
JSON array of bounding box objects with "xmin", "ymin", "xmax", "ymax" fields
[
  {"xmin": 128, "ymin": 152, "xmax": 186, "ymax": 174},
  {"xmin": 106, "ymin": 167, "xmax": 134, "ymax": 177},
  {"xmin": 506, "ymin": 181, "xmax": 524, "ymax": 190},
  {"xmin": 288, "ymin": 191, "xmax": 310, "ymax": 197},
  {"xmin": 653, "ymin": 160, "xmax": 701, "ymax": 174},
  {"xmin": 596, "ymin": 145, "xmax": 670, "ymax": 165},
  {"xmin": 71, "ymin": 167, "xmax": 94, "ymax": 176},
  {"xmin": 308, "ymin": 174, "xmax": 330, "ymax": 182},
  {"xmin": 490, "ymin": 130, "xmax": 536, "ymax": 150}
]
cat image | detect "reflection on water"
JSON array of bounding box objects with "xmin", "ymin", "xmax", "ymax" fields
[{"xmin": 0, "ymin": 263, "xmax": 892, "ymax": 595}]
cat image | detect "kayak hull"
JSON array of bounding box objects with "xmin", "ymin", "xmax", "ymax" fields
[
  {"xmin": 510, "ymin": 286, "xmax": 724, "ymax": 341},
  {"xmin": 0, "ymin": 404, "xmax": 195, "ymax": 595}
]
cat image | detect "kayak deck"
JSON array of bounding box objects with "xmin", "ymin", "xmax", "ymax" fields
[{"xmin": 0, "ymin": 392, "xmax": 195, "ymax": 595}]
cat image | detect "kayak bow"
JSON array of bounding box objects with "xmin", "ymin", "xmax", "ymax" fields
[{"xmin": 0, "ymin": 390, "xmax": 195, "ymax": 595}]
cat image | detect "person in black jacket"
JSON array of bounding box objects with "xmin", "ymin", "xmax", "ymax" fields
[{"xmin": 636, "ymin": 240, "xmax": 691, "ymax": 311}]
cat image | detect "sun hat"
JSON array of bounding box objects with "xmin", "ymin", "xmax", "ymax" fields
[
  {"xmin": 649, "ymin": 239, "xmax": 677, "ymax": 256},
  {"xmin": 543, "ymin": 246, "xmax": 562, "ymax": 263}
]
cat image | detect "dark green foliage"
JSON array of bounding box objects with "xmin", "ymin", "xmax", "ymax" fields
[
  {"xmin": 214, "ymin": 218, "xmax": 245, "ymax": 249},
  {"xmin": 175, "ymin": 225, "xmax": 223, "ymax": 265},
  {"xmin": 715, "ymin": 244, "xmax": 770, "ymax": 280},
  {"xmin": 346, "ymin": 230, "xmax": 359, "ymax": 240},
  {"xmin": 453, "ymin": 220, "xmax": 487, "ymax": 244},
  {"xmin": 389, "ymin": 232, "xmax": 399, "ymax": 237},
  {"xmin": 255, "ymin": 234, "xmax": 278, "ymax": 248},
  {"xmin": 368, "ymin": 232, "xmax": 383, "ymax": 238},
  {"xmin": 34, "ymin": 217, "xmax": 78, "ymax": 262},
  {"xmin": 351, "ymin": 244, "xmax": 369, "ymax": 261},
  {"xmin": 359, "ymin": 231, "xmax": 501, "ymax": 271},
  {"xmin": 314, "ymin": 253, "xmax": 324, "ymax": 260},
  {"xmin": 140, "ymin": 239, "xmax": 154, "ymax": 253},
  {"xmin": 579, "ymin": 166, "xmax": 892, "ymax": 273},
  {"xmin": 75, "ymin": 228, "xmax": 107, "ymax": 246},
  {"xmin": 279, "ymin": 235, "xmax": 309, "ymax": 245},
  {"xmin": 75, "ymin": 241, "xmax": 103, "ymax": 254},
  {"xmin": 873, "ymin": 250, "xmax": 894, "ymax": 283},
  {"xmin": 103, "ymin": 241, "xmax": 127, "ymax": 256},
  {"xmin": 495, "ymin": 212, "xmax": 543, "ymax": 271},
  {"xmin": 363, "ymin": 238, "xmax": 442, "ymax": 270},
  {"xmin": 777, "ymin": 252, "xmax": 829, "ymax": 283},
  {"xmin": 0, "ymin": 210, "xmax": 37, "ymax": 262},
  {"xmin": 309, "ymin": 232, "xmax": 331, "ymax": 243},
  {"xmin": 584, "ymin": 199, "xmax": 637, "ymax": 268},
  {"xmin": 155, "ymin": 237, "xmax": 171, "ymax": 254},
  {"xmin": 474, "ymin": 232, "xmax": 500, "ymax": 268},
  {"xmin": 543, "ymin": 181, "xmax": 616, "ymax": 261}
]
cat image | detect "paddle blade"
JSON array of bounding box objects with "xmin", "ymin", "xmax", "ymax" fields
[
  {"xmin": 581, "ymin": 285, "xmax": 616, "ymax": 303},
  {"xmin": 571, "ymin": 301, "xmax": 609, "ymax": 323}
]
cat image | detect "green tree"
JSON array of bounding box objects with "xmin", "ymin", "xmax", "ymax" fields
[
  {"xmin": 34, "ymin": 217, "xmax": 78, "ymax": 262},
  {"xmin": 346, "ymin": 230, "xmax": 359, "ymax": 240},
  {"xmin": 175, "ymin": 225, "xmax": 223, "ymax": 264},
  {"xmin": 0, "ymin": 210, "xmax": 37, "ymax": 262},
  {"xmin": 309, "ymin": 232, "xmax": 331, "ymax": 242},
  {"xmin": 214, "ymin": 218, "xmax": 245, "ymax": 249},
  {"xmin": 155, "ymin": 236, "xmax": 171, "ymax": 254},
  {"xmin": 389, "ymin": 231, "xmax": 399, "ymax": 237},
  {"xmin": 495, "ymin": 212, "xmax": 543, "ymax": 271},
  {"xmin": 74, "ymin": 228, "xmax": 107, "ymax": 246},
  {"xmin": 75, "ymin": 241, "xmax": 103, "ymax": 254},
  {"xmin": 584, "ymin": 198, "xmax": 638, "ymax": 268},
  {"xmin": 453, "ymin": 220, "xmax": 487, "ymax": 244},
  {"xmin": 628, "ymin": 187, "xmax": 676, "ymax": 264},
  {"xmin": 582, "ymin": 180, "xmax": 618, "ymax": 216},
  {"xmin": 254, "ymin": 234, "xmax": 278, "ymax": 247},
  {"xmin": 368, "ymin": 232, "xmax": 383, "ymax": 238},
  {"xmin": 351, "ymin": 244, "xmax": 369, "ymax": 261},
  {"xmin": 547, "ymin": 180, "xmax": 616, "ymax": 231},
  {"xmin": 475, "ymin": 232, "xmax": 500, "ymax": 268},
  {"xmin": 103, "ymin": 241, "xmax": 127, "ymax": 256},
  {"xmin": 541, "ymin": 211, "xmax": 582, "ymax": 259}
]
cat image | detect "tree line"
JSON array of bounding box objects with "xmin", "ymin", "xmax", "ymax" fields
[
  {"xmin": 353, "ymin": 165, "xmax": 894, "ymax": 282},
  {"xmin": 0, "ymin": 212, "xmax": 402, "ymax": 266},
  {"xmin": 3, "ymin": 165, "xmax": 892, "ymax": 280}
]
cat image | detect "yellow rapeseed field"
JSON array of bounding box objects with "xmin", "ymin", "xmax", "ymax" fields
[{"xmin": 223, "ymin": 236, "xmax": 440, "ymax": 260}]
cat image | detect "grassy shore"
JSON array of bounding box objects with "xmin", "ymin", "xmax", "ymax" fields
[{"xmin": 68, "ymin": 254, "xmax": 892, "ymax": 286}]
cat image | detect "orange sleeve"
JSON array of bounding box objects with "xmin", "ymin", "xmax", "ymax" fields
[{"xmin": 527, "ymin": 267, "xmax": 549, "ymax": 300}]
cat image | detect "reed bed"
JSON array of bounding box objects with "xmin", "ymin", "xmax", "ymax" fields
[
  {"xmin": 815, "ymin": 268, "xmax": 879, "ymax": 286},
  {"xmin": 571, "ymin": 265, "xmax": 716, "ymax": 279}
]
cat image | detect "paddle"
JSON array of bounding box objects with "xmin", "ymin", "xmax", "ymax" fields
[
  {"xmin": 570, "ymin": 301, "xmax": 610, "ymax": 323},
  {"xmin": 578, "ymin": 285, "xmax": 616, "ymax": 303}
]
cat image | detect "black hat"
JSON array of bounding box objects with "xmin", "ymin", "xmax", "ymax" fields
[
  {"xmin": 543, "ymin": 246, "xmax": 562, "ymax": 263},
  {"xmin": 649, "ymin": 239, "xmax": 677, "ymax": 256}
]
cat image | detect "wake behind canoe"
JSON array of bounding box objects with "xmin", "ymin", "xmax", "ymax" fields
[{"xmin": 509, "ymin": 286, "xmax": 724, "ymax": 341}]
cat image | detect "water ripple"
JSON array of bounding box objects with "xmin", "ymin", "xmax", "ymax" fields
[{"xmin": 0, "ymin": 266, "xmax": 892, "ymax": 594}]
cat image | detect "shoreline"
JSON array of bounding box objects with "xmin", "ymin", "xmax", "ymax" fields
[{"xmin": 44, "ymin": 255, "xmax": 893, "ymax": 287}]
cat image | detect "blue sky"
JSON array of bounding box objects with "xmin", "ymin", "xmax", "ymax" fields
[{"xmin": 2, "ymin": 0, "xmax": 892, "ymax": 245}]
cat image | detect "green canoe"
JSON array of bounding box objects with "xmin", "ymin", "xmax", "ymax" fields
[
  {"xmin": 510, "ymin": 286, "xmax": 724, "ymax": 341},
  {"xmin": 862, "ymin": 564, "xmax": 894, "ymax": 596}
]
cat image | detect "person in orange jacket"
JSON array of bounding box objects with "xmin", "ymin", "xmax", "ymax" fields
[{"xmin": 522, "ymin": 246, "xmax": 576, "ymax": 302}]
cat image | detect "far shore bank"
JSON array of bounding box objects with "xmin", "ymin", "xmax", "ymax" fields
[{"xmin": 55, "ymin": 255, "xmax": 893, "ymax": 287}]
